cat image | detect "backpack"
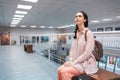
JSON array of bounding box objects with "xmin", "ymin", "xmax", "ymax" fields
[{"xmin": 85, "ymin": 30, "xmax": 103, "ymax": 61}]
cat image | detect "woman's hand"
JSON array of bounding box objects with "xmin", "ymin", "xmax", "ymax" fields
[
  {"xmin": 64, "ymin": 61, "xmax": 72, "ymax": 66},
  {"xmin": 69, "ymin": 60, "xmax": 78, "ymax": 65}
]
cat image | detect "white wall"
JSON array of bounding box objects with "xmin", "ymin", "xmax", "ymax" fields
[
  {"xmin": 89, "ymin": 21, "xmax": 120, "ymax": 31},
  {"xmin": 10, "ymin": 28, "xmax": 64, "ymax": 45},
  {"xmin": 64, "ymin": 21, "xmax": 120, "ymax": 33}
]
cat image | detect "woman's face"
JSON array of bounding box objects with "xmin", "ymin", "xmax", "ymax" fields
[{"xmin": 74, "ymin": 12, "xmax": 86, "ymax": 26}]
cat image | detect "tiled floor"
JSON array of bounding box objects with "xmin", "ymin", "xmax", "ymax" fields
[{"xmin": 0, "ymin": 45, "xmax": 58, "ymax": 80}]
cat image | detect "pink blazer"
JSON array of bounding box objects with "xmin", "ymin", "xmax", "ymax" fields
[{"xmin": 69, "ymin": 28, "xmax": 98, "ymax": 74}]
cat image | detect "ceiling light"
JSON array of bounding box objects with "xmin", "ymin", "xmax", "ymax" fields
[
  {"xmin": 22, "ymin": 0, "xmax": 38, "ymax": 3},
  {"xmin": 15, "ymin": 10, "xmax": 28, "ymax": 14},
  {"xmin": 10, "ymin": 25, "xmax": 16, "ymax": 27},
  {"xmin": 11, "ymin": 22, "xmax": 19, "ymax": 25},
  {"xmin": 12, "ymin": 19, "xmax": 21, "ymax": 22},
  {"xmin": 13, "ymin": 17, "xmax": 22, "ymax": 20},
  {"xmin": 102, "ymin": 18, "xmax": 112, "ymax": 21},
  {"xmin": 116, "ymin": 16, "xmax": 120, "ymax": 18},
  {"xmin": 57, "ymin": 26, "xmax": 65, "ymax": 29},
  {"xmin": 30, "ymin": 26, "xmax": 37, "ymax": 28},
  {"xmin": 91, "ymin": 20, "xmax": 100, "ymax": 23},
  {"xmin": 14, "ymin": 15, "xmax": 24, "ymax": 18},
  {"xmin": 40, "ymin": 26, "xmax": 45, "ymax": 28},
  {"xmin": 64, "ymin": 25, "xmax": 70, "ymax": 28},
  {"xmin": 21, "ymin": 25, "xmax": 27, "ymax": 27},
  {"xmin": 17, "ymin": 4, "xmax": 32, "ymax": 10},
  {"xmin": 48, "ymin": 26, "xmax": 54, "ymax": 28},
  {"xmin": 69, "ymin": 24, "xmax": 75, "ymax": 27},
  {"xmin": 11, "ymin": 20, "xmax": 20, "ymax": 24}
]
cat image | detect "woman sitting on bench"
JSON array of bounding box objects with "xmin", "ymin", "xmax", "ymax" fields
[{"xmin": 57, "ymin": 11, "xmax": 98, "ymax": 80}]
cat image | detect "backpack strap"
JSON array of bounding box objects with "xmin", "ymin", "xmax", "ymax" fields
[{"xmin": 85, "ymin": 30, "xmax": 88, "ymax": 41}]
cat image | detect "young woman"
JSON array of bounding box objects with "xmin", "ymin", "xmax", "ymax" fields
[{"xmin": 58, "ymin": 11, "xmax": 98, "ymax": 80}]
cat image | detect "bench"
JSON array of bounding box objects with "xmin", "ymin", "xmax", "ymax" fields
[{"xmin": 72, "ymin": 68, "xmax": 120, "ymax": 80}]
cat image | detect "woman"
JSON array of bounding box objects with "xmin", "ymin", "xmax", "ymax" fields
[{"xmin": 58, "ymin": 11, "xmax": 98, "ymax": 80}]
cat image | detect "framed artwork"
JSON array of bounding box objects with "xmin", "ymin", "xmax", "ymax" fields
[
  {"xmin": 41, "ymin": 36, "xmax": 49, "ymax": 43},
  {"xmin": 98, "ymin": 55, "xmax": 107, "ymax": 69},
  {"xmin": 106, "ymin": 56, "xmax": 117, "ymax": 72},
  {"xmin": 97, "ymin": 28, "xmax": 104, "ymax": 32},
  {"xmin": 105, "ymin": 27, "xmax": 113, "ymax": 31},
  {"xmin": 32, "ymin": 36, "xmax": 36, "ymax": 43},
  {"xmin": 115, "ymin": 27, "xmax": 120, "ymax": 31},
  {"xmin": 57, "ymin": 35, "xmax": 66, "ymax": 44}
]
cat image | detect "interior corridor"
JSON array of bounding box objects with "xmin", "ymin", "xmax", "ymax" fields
[{"xmin": 0, "ymin": 45, "xmax": 58, "ymax": 80}]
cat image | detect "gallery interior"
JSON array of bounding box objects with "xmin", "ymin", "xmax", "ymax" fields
[{"xmin": 0, "ymin": 0, "xmax": 120, "ymax": 80}]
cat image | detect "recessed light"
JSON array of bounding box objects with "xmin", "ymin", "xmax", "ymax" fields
[
  {"xmin": 40, "ymin": 26, "xmax": 45, "ymax": 28},
  {"xmin": 57, "ymin": 26, "xmax": 65, "ymax": 29},
  {"xmin": 10, "ymin": 25, "xmax": 16, "ymax": 27},
  {"xmin": 48, "ymin": 26, "xmax": 54, "ymax": 28},
  {"xmin": 11, "ymin": 20, "xmax": 20, "ymax": 25},
  {"xmin": 116, "ymin": 16, "xmax": 120, "ymax": 18},
  {"xmin": 14, "ymin": 15, "xmax": 24, "ymax": 18},
  {"xmin": 17, "ymin": 4, "xmax": 32, "ymax": 10},
  {"xmin": 69, "ymin": 24, "xmax": 75, "ymax": 27},
  {"xmin": 30, "ymin": 26, "xmax": 37, "ymax": 28},
  {"xmin": 21, "ymin": 25, "xmax": 27, "ymax": 27},
  {"xmin": 64, "ymin": 25, "xmax": 70, "ymax": 28},
  {"xmin": 102, "ymin": 18, "xmax": 112, "ymax": 21},
  {"xmin": 91, "ymin": 20, "xmax": 100, "ymax": 23},
  {"xmin": 13, "ymin": 17, "xmax": 22, "ymax": 20},
  {"xmin": 11, "ymin": 19, "xmax": 20, "ymax": 24},
  {"xmin": 15, "ymin": 10, "xmax": 28, "ymax": 14},
  {"xmin": 22, "ymin": 0, "xmax": 38, "ymax": 3}
]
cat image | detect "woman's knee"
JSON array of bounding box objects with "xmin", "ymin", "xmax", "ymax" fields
[
  {"xmin": 58, "ymin": 67, "xmax": 61, "ymax": 73},
  {"xmin": 61, "ymin": 68, "xmax": 69, "ymax": 74},
  {"xmin": 58, "ymin": 65, "xmax": 64, "ymax": 73}
]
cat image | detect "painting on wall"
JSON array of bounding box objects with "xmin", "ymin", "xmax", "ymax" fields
[
  {"xmin": 32, "ymin": 36, "xmax": 36, "ymax": 43},
  {"xmin": 1, "ymin": 34, "xmax": 10, "ymax": 45},
  {"xmin": 57, "ymin": 35, "xmax": 67, "ymax": 45},
  {"xmin": 97, "ymin": 28, "xmax": 104, "ymax": 32},
  {"xmin": 115, "ymin": 27, "xmax": 120, "ymax": 31},
  {"xmin": 105, "ymin": 27, "xmax": 113, "ymax": 31},
  {"xmin": 41, "ymin": 36, "xmax": 49, "ymax": 43}
]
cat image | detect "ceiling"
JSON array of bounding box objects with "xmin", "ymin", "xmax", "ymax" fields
[{"xmin": 0, "ymin": 0, "xmax": 120, "ymax": 28}]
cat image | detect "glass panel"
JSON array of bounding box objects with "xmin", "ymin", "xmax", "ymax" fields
[
  {"xmin": 115, "ymin": 57, "xmax": 120, "ymax": 75},
  {"xmin": 98, "ymin": 55, "xmax": 107, "ymax": 69},
  {"xmin": 106, "ymin": 56, "xmax": 116, "ymax": 72}
]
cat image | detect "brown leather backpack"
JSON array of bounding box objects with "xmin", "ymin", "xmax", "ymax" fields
[{"xmin": 85, "ymin": 30, "xmax": 103, "ymax": 61}]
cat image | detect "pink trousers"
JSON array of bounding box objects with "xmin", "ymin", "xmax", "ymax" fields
[{"xmin": 58, "ymin": 64, "xmax": 82, "ymax": 80}]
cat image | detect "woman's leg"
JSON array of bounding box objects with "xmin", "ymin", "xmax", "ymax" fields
[
  {"xmin": 61, "ymin": 66, "xmax": 81, "ymax": 80},
  {"xmin": 58, "ymin": 64, "xmax": 66, "ymax": 80}
]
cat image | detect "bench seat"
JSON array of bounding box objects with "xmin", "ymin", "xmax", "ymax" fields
[{"xmin": 72, "ymin": 68, "xmax": 120, "ymax": 80}]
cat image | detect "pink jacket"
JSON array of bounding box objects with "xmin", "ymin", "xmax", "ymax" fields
[{"xmin": 69, "ymin": 28, "xmax": 98, "ymax": 74}]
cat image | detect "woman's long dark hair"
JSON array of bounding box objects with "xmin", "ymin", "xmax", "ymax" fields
[{"xmin": 74, "ymin": 11, "xmax": 88, "ymax": 39}]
